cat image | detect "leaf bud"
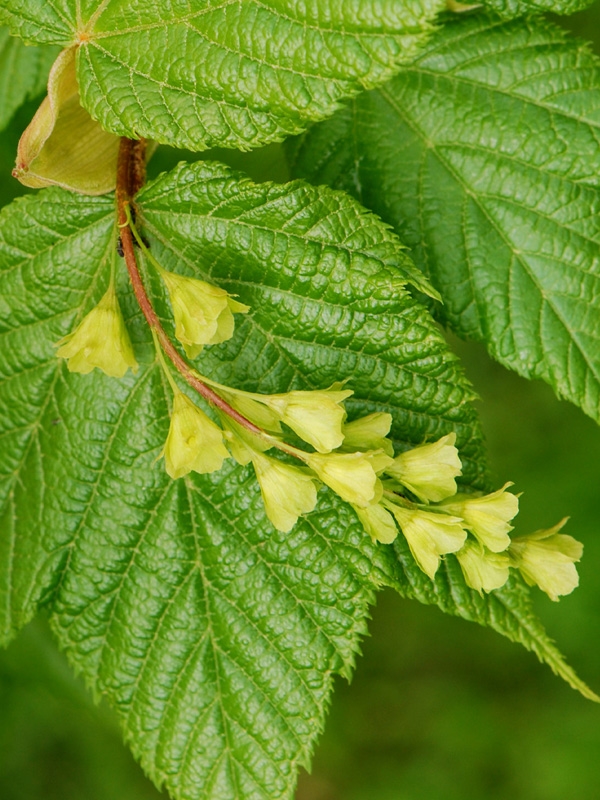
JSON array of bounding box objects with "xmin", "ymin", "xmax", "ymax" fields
[{"xmin": 55, "ymin": 284, "xmax": 138, "ymax": 377}]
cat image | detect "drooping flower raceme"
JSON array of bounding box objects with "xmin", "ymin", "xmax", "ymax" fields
[
  {"xmin": 306, "ymin": 451, "xmax": 393, "ymax": 507},
  {"xmin": 509, "ymin": 519, "xmax": 583, "ymax": 601},
  {"xmin": 55, "ymin": 283, "xmax": 138, "ymax": 377},
  {"xmin": 162, "ymin": 390, "xmax": 231, "ymax": 479},
  {"xmin": 160, "ymin": 268, "xmax": 249, "ymax": 358},
  {"xmin": 385, "ymin": 432, "xmax": 462, "ymax": 502}
]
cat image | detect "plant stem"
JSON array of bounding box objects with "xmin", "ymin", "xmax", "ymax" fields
[{"xmin": 115, "ymin": 137, "xmax": 264, "ymax": 435}]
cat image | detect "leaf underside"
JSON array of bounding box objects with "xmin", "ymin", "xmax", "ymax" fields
[
  {"xmin": 288, "ymin": 14, "xmax": 600, "ymax": 425},
  {"xmin": 0, "ymin": 0, "xmax": 443, "ymax": 150},
  {"xmin": 0, "ymin": 26, "xmax": 58, "ymax": 131},
  {"xmin": 0, "ymin": 161, "xmax": 500, "ymax": 800}
]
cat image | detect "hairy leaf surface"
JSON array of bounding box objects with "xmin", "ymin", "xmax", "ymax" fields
[
  {"xmin": 0, "ymin": 27, "xmax": 58, "ymax": 131},
  {"xmin": 288, "ymin": 15, "xmax": 600, "ymax": 424},
  {"xmin": 0, "ymin": 162, "xmax": 491, "ymax": 800},
  {"xmin": 0, "ymin": 0, "xmax": 443, "ymax": 150}
]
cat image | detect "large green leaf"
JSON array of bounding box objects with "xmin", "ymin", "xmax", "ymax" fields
[
  {"xmin": 0, "ymin": 27, "xmax": 58, "ymax": 131},
  {"xmin": 481, "ymin": 0, "xmax": 598, "ymax": 16},
  {"xmin": 0, "ymin": 162, "xmax": 491, "ymax": 800},
  {"xmin": 288, "ymin": 15, "xmax": 600, "ymax": 424},
  {"xmin": 0, "ymin": 0, "xmax": 443, "ymax": 151}
]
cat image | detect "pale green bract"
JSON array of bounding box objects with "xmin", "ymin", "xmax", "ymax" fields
[
  {"xmin": 0, "ymin": 0, "xmax": 443, "ymax": 150},
  {"xmin": 288, "ymin": 14, "xmax": 600, "ymax": 426},
  {"xmin": 0, "ymin": 26, "xmax": 58, "ymax": 130}
]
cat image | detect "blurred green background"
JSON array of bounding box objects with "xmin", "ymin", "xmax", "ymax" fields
[{"xmin": 2, "ymin": 6, "xmax": 600, "ymax": 799}]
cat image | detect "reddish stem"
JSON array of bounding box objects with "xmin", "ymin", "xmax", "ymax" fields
[{"xmin": 116, "ymin": 137, "xmax": 263, "ymax": 434}]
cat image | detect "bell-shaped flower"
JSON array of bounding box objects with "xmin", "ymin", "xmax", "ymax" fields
[
  {"xmin": 260, "ymin": 388, "xmax": 353, "ymax": 453},
  {"xmin": 160, "ymin": 268, "xmax": 249, "ymax": 358},
  {"xmin": 162, "ymin": 391, "xmax": 230, "ymax": 479},
  {"xmin": 385, "ymin": 433, "xmax": 462, "ymax": 503},
  {"xmin": 14, "ymin": 47, "xmax": 121, "ymax": 194},
  {"xmin": 306, "ymin": 451, "xmax": 393, "ymax": 507},
  {"xmin": 342, "ymin": 412, "xmax": 394, "ymax": 456},
  {"xmin": 385, "ymin": 502, "xmax": 467, "ymax": 580},
  {"xmin": 55, "ymin": 284, "xmax": 138, "ymax": 377},
  {"xmin": 439, "ymin": 482, "xmax": 518, "ymax": 553},
  {"xmin": 509, "ymin": 519, "xmax": 583, "ymax": 601},
  {"xmin": 353, "ymin": 502, "xmax": 398, "ymax": 545},
  {"xmin": 251, "ymin": 452, "xmax": 319, "ymax": 532},
  {"xmin": 455, "ymin": 539, "xmax": 511, "ymax": 594}
]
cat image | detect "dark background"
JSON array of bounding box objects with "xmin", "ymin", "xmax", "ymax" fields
[{"xmin": 1, "ymin": 6, "xmax": 600, "ymax": 798}]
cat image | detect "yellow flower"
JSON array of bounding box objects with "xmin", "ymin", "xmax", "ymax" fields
[
  {"xmin": 55, "ymin": 284, "xmax": 138, "ymax": 377},
  {"xmin": 439, "ymin": 482, "xmax": 518, "ymax": 553},
  {"xmin": 160, "ymin": 269, "xmax": 249, "ymax": 358},
  {"xmin": 342, "ymin": 412, "xmax": 394, "ymax": 456},
  {"xmin": 306, "ymin": 451, "xmax": 392, "ymax": 507},
  {"xmin": 162, "ymin": 391, "xmax": 230, "ymax": 479},
  {"xmin": 251, "ymin": 452, "xmax": 318, "ymax": 532},
  {"xmin": 353, "ymin": 503, "xmax": 398, "ymax": 544},
  {"xmin": 455, "ymin": 539, "xmax": 510, "ymax": 594},
  {"xmin": 385, "ymin": 502, "xmax": 467, "ymax": 580},
  {"xmin": 509, "ymin": 519, "xmax": 583, "ymax": 602},
  {"xmin": 260, "ymin": 388, "xmax": 352, "ymax": 453},
  {"xmin": 385, "ymin": 433, "xmax": 462, "ymax": 503}
]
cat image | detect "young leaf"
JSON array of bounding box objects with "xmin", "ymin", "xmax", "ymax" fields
[
  {"xmin": 0, "ymin": 0, "xmax": 443, "ymax": 151},
  {"xmin": 0, "ymin": 164, "xmax": 487, "ymax": 800},
  {"xmin": 0, "ymin": 27, "xmax": 58, "ymax": 131},
  {"xmin": 288, "ymin": 15, "xmax": 600, "ymax": 425}
]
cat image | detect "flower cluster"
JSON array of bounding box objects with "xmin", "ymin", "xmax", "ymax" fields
[{"xmin": 55, "ymin": 233, "xmax": 583, "ymax": 605}]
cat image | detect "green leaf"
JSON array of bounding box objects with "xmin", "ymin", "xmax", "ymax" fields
[
  {"xmin": 288, "ymin": 14, "xmax": 600, "ymax": 425},
  {"xmin": 0, "ymin": 27, "xmax": 58, "ymax": 131},
  {"xmin": 0, "ymin": 0, "xmax": 443, "ymax": 151},
  {"xmin": 378, "ymin": 536, "xmax": 598, "ymax": 701},
  {"xmin": 481, "ymin": 0, "xmax": 597, "ymax": 17},
  {"xmin": 0, "ymin": 163, "xmax": 487, "ymax": 800}
]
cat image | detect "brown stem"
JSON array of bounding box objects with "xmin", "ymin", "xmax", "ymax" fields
[{"xmin": 116, "ymin": 137, "xmax": 263, "ymax": 434}]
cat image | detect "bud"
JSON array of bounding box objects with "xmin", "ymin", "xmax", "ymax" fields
[
  {"xmin": 385, "ymin": 433, "xmax": 462, "ymax": 503},
  {"xmin": 439, "ymin": 482, "xmax": 518, "ymax": 553},
  {"xmin": 55, "ymin": 284, "xmax": 138, "ymax": 377},
  {"xmin": 353, "ymin": 502, "xmax": 398, "ymax": 545},
  {"xmin": 162, "ymin": 391, "xmax": 230, "ymax": 479},
  {"xmin": 14, "ymin": 47, "xmax": 121, "ymax": 194},
  {"xmin": 306, "ymin": 451, "xmax": 392, "ymax": 507},
  {"xmin": 160, "ymin": 268, "xmax": 249, "ymax": 358},
  {"xmin": 261, "ymin": 388, "xmax": 352, "ymax": 453},
  {"xmin": 342, "ymin": 412, "xmax": 394, "ymax": 456},
  {"xmin": 251, "ymin": 452, "xmax": 318, "ymax": 532},
  {"xmin": 385, "ymin": 502, "xmax": 467, "ymax": 580},
  {"xmin": 455, "ymin": 539, "xmax": 511, "ymax": 594},
  {"xmin": 509, "ymin": 519, "xmax": 583, "ymax": 601}
]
